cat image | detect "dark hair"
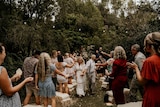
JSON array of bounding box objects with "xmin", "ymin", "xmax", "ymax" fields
[
  {"xmin": 0, "ymin": 43, "xmax": 4, "ymax": 53},
  {"xmin": 33, "ymin": 50, "xmax": 41, "ymax": 56},
  {"xmin": 57, "ymin": 55, "xmax": 63, "ymax": 62}
]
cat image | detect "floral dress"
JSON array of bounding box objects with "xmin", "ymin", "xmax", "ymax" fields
[
  {"xmin": 35, "ymin": 64, "xmax": 56, "ymax": 98},
  {"xmin": 0, "ymin": 66, "xmax": 21, "ymax": 107}
]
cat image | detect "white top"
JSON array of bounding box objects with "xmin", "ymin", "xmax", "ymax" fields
[{"xmin": 85, "ymin": 59, "xmax": 96, "ymax": 73}]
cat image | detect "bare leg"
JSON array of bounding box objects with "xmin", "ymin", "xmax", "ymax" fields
[
  {"xmin": 68, "ymin": 77, "xmax": 72, "ymax": 84},
  {"xmin": 51, "ymin": 97, "xmax": 56, "ymax": 107},
  {"xmin": 35, "ymin": 96, "xmax": 40, "ymax": 105},
  {"xmin": 59, "ymin": 83, "xmax": 63, "ymax": 93},
  {"xmin": 43, "ymin": 97, "xmax": 48, "ymax": 107},
  {"xmin": 23, "ymin": 93, "xmax": 32, "ymax": 106},
  {"xmin": 64, "ymin": 83, "xmax": 69, "ymax": 93}
]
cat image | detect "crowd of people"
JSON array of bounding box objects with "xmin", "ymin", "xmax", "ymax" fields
[{"xmin": 0, "ymin": 32, "xmax": 160, "ymax": 107}]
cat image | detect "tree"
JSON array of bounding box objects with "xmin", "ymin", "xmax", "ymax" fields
[{"xmin": 54, "ymin": 0, "xmax": 104, "ymax": 51}]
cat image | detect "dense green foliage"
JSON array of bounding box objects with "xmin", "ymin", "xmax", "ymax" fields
[{"xmin": 0, "ymin": 0, "xmax": 160, "ymax": 75}]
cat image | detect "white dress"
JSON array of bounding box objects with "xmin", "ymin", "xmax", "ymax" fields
[
  {"xmin": 74, "ymin": 63, "xmax": 86, "ymax": 96},
  {"xmin": 64, "ymin": 57, "xmax": 74, "ymax": 77},
  {"xmin": 56, "ymin": 62, "xmax": 68, "ymax": 83}
]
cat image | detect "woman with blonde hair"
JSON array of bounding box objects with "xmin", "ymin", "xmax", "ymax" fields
[
  {"xmin": 109, "ymin": 46, "xmax": 128, "ymax": 105},
  {"xmin": 35, "ymin": 52, "xmax": 67, "ymax": 107},
  {"xmin": 73, "ymin": 56, "xmax": 86, "ymax": 97},
  {"xmin": 129, "ymin": 32, "xmax": 160, "ymax": 107}
]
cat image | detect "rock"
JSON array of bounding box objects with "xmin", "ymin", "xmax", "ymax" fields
[
  {"xmin": 117, "ymin": 101, "xmax": 142, "ymax": 107},
  {"xmin": 56, "ymin": 91, "xmax": 70, "ymax": 101},
  {"xmin": 23, "ymin": 104, "xmax": 50, "ymax": 107},
  {"xmin": 99, "ymin": 76, "xmax": 105, "ymax": 83},
  {"xmin": 101, "ymin": 81, "xmax": 109, "ymax": 90},
  {"xmin": 55, "ymin": 91, "xmax": 72, "ymax": 107},
  {"xmin": 67, "ymin": 79, "xmax": 77, "ymax": 95},
  {"xmin": 106, "ymin": 88, "xmax": 130, "ymax": 103},
  {"xmin": 106, "ymin": 102, "xmax": 114, "ymax": 107}
]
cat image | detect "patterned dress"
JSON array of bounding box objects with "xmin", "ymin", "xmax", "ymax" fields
[
  {"xmin": 35, "ymin": 64, "xmax": 56, "ymax": 98},
  {"xmin": 0, "ymin": 66, "xmax": 21, "ymax": 107}
]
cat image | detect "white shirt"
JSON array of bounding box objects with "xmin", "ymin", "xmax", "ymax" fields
[{"xmin": 85, "ymin": 59, "xmax": 96, "ymax": 73}]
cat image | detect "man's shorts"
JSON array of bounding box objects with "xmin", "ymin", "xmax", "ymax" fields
[{"xmin": 25, "ymin": 85, "xmax": 39, "ymax": 96}]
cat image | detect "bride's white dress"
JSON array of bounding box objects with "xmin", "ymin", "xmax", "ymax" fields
[{"xmin": 74, "ymin": 63, "xmax": 86, "ymax": 96}]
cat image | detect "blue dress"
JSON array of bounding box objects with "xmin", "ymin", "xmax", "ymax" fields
[
  {"xmin": 0, "ymin": 66, "xmax": 21, "ymax": 107},
  {"xmin": 36, "ymin": 64, "xmax": 56, "ymax": 98}
]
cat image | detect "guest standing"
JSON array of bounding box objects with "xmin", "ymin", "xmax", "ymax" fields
[
  {"xmin": 23, "ymin": 50, "xmax": 41, "ymax": 105},
  {"xmin": 129, "ymin": 32, "xmax": 160, "ymax": 107},
  {"xmin": 109, "ymin": 46, "xmax": 128, "ymax": 105},
  {"xmin": 64, "ymin": 53, "xmax": 75, "ymax": 84},
  {"xmin": 35, "ymin": 52, "xmax": 67, "ymax": 107},
  {"xmin": 55, "ymin": 55, "xmax": 74, "ymax": 94},
  {"xmin": 128, "ymin": 44, "xmax": 146, "ymax": 102},
  {"xmin": 0, "ymin": 43, "xmax": 33, "ymax": 107},
  {"xmin": 51, "ymin": 50, "xmax": 58, "ymax": 88}
]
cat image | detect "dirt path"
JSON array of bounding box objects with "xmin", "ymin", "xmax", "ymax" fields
[{"xmin": 70, "ymin": 79, "xmax": 107, "ymax": 107}]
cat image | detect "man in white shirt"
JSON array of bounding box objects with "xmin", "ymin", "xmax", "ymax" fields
[
  {"xmin": 85, "ymin": 54, "xmax": 96, "ymax": 95},
  {"xmin": 129, "ymin": 44, "xmax": 146, "ymax": 102}
]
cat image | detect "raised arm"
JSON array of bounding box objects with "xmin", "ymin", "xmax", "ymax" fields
[
  {"xmin": 96, "ymin": 62, "xmax": 108, "ymax": 67},
  {"xmin": 101, "ymin": 51, "xmax": 111, "ymax": 57},
  {"xmin": 65, "ymin": 63, "xmax": 74, "ymax": 68}
]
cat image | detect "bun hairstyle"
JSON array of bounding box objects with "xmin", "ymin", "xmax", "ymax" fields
[
  {"xmin": 144, "ymin": 32, "xmax": 160, "ymax": 55},
  {"xmin": 57, "ymin": 55, "xmax": 63, "ymax": 62}
]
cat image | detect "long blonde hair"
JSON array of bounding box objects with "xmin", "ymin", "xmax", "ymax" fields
[
  {"xmin": 36, "ymin": 52, "xmax": 51, "ymax": 81},
  {"xmin": 113, "ymin": 46, "xmax": 127, "ymax": 60},
  {"xmin": 77, "ymin": 56, "xmax": 85, "ymax": 64}
]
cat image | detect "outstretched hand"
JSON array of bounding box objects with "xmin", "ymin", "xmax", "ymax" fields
[
  {"xmin": 127, "ymin": 62, "xmax": 138, "ymax": 69},
  {"xmin": 25, "ymin": 77, "xmax": 33, "ymax": 83}
]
